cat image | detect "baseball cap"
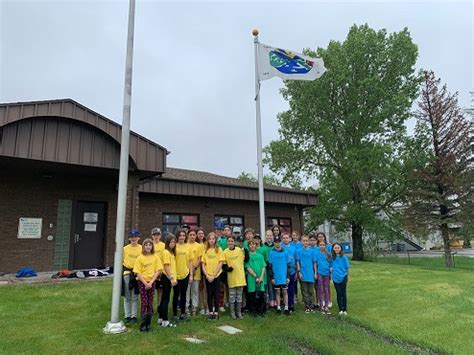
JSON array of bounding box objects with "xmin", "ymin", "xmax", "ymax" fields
[
  {"xmin": 232, "ymin": 226, "xmax": 242, "ymax": 235},
  {"xmin": 274, "ymin": 236, "xmax": 282, "ymax": 243},
  {"xmin": 128, "ymin": 229, "xmax": 141, "ymax": 237},
  {"xmin": 151, "ymin": 227, "xmax": 161, "ymax": 235},
  {"xmin": 236, "ymin": 235, "xmax": 244, "ymax": 243}
]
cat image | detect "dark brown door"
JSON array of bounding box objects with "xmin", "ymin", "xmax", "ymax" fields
[{"xmin": 72, "ymin": 201, "xmax": 106, "ymax": 269}]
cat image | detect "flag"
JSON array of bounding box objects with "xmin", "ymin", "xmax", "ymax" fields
[{"xmin": 258, "ymin": 43, "xmax": 326, "ymax": 81}]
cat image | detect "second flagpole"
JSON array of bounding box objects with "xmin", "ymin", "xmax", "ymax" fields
[{"xmin": 253, "ymin": 29, "xmax": 266, "ymax": 241}]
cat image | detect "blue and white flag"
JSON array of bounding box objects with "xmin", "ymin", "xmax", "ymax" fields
[{"xmin": 258, "ymin": 43, "xmax": 326, "ymax": 81}]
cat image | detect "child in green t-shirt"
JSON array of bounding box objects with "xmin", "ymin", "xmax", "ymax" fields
[{"xmin": 245, "ymin": 239, "xmax": 266, "ymax": 317}]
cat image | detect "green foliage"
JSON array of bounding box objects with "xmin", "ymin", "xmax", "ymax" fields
[
  {"xmin": 266, "ymin": 24, "xmax": 422, "ymax": 259},
  {"xmin": 237, "ymin": 171, "xmax": 302, "ymax": 189}
]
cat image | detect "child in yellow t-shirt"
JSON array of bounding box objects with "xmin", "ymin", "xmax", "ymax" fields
[
  {"xmin": 151, "ymin": 227, "xmax": 165, "ymax": 315},
  {"xmin": 133, "ymin": 238, "xmax": 163, "ymax": 332},
  {"xmin": 202, "ymin": 232, "xmax": 225, "ymax": 320},
  {"xmin": 196, "ymin": 227, "xmax": 208, "ymax": 315},
  {"xmin": 224, "ymin": 235, "xmax": 247, "ymax": 319},
  {"xmin": 122, "ymin": 229, "xmax": 142, "ymax": 324},
  {"xmin": 158, "ymin": 234, "xmax": 178, "ymax": 328},
  {"xmin": 186, "ymin": 229, "xmax": 203, "ymax": 315},
  {"xmin": 173, "ymin": 229, "xmax": 193, "ymax": 322}
]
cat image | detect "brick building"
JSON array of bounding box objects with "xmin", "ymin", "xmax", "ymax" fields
[{"xmin": 0, "ymin": 99, "xmax": 317, "ymax": 273}]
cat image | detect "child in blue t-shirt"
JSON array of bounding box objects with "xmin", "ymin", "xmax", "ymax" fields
[
  {"xmin": 331, "ymin": 242, "xmax": 350, "ymax": 315},
  {"xmin": 268, "ymin": 236, "xmax": 291, "ymax": 315},
  {"xmin": 281, "ymin": 232, "xmax": 297, "ymax": 312},
  {"xmin": 296, "ymin": 235, "xmax": 317, "ymax": 313},
  {"xmin": 315, "ymin": 240, "xmax": 332, "ymax": 314}
]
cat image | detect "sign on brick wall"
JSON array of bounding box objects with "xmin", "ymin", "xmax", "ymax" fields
[{"xmin": 18, "ymin": 217, "xmax": 43, "ymax": 239}]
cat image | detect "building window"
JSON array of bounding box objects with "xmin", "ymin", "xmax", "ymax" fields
[
  {"xmin": 162, "ymin": 213, "xmax": 199, "ymax": 235},
  {"xmin": 267, "ymin": 217, "xmax": 292, "ymax": 234},
  {"xmin": 214, "ymin": 215, "xmax": 244, "ymax": 231}
]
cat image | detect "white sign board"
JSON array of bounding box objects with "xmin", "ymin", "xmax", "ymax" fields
[{"xmin": 18, "ymin": 218, "xmax": 42, "ymax": 239}]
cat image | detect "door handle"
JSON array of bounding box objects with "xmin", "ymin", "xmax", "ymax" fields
[{"xmin": 74, "ymin": 234, "xmax": 81, "ymax": 244}]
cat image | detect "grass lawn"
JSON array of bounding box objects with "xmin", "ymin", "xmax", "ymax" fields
[{"xmin": 1, "ymin": 261, "xmax": 472, "ymax": 354}]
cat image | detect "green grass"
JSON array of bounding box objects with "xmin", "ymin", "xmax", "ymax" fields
[
  {"xmin": 0, "ymin": 261, "xmax": 472, "ymax": 354},
  {"xmin": 375, "ymin": 256, "xmax": 474, "ymax": 270}
]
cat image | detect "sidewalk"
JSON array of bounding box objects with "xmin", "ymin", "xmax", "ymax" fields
[
  {"xmin": 379, "ymin": 249, "xmax": 474, "ymax": 258},
  {"xmin": 0, "ymin": 271, "xmax": 113, "ymax": 286}
]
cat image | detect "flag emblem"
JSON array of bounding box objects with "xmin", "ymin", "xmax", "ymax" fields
[
  {"xmin": 269, "ymin": 48, "xmax": 314, "ymax": 75},
  {"xmin": 258, "ymin": 43, "xmax": 326, "ymax": 81}
]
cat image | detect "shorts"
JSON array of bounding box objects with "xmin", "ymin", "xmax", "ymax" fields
[
  {"xmin": 274, "ymin": 284, "xmax": 288, "ymax": 290},
  {"xmin": 155, "ymin": 276, "xmax": 163, "ymax": 289}
]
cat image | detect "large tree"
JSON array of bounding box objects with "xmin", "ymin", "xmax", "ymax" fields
[
  {"xmin": 404, "ymin": 72, "xmax": 472, "ymax": 267},
  {"xmin": 265, "ymin": 24, "xmax": 420, "ymax": 260}
]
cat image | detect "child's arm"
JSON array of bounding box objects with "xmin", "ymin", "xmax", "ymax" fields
[
  {"xmin": 213, "ymin": 261, "xmax": 223, "ymax": 277},
  {"xmin": 296, "ymin": 260, "xmax": 302, "ymax": 280},
  {"xmin": 164, "ymin": 264, "xmax": 177, "ymax": 286},
  {"xmin": 313, "ymin": 261, "xmax": 318, "ymax": 280},
  {"xmin": 257, "ymin": 266, "xmax": 266, "ymax": 284},
  {"xmin": 150, "ymin": 270, "xmax": 160, "ymax": 285},
  {"xmin": 246, "ymin": 267, "xmax": 257, "ymax": 279}
]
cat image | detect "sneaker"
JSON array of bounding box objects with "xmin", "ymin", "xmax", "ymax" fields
[
  {"xmin": 325, "ymin": 308, "xmax": 331, "ymax": 315},
  {"xmin": 208, "ymin": 314, "xmax": 213, "ymax": 320},
  {"xmin": 339, "ymin": 311, "xmax": 344, "ymax": 316},
  {"xmin": 328, "ymin": 302, "xmax": 333, "ymax": 308},
  {"xmin": 199, "ymin": 309, "xmax": 206, "ymax": 315},
  {"xmin": 343, "ymin": 311, "xmax": 348, "ymax": 316},
  {"xmin": 124, "ymin": 317, "xmax": 131, "ymax": 324},
  {"xmin": 289, "ymin": 306, "xmax": 295, "ymax": 313},
  {"xmin": 219, "ymin": 307, "xmax": 226, "ymax": 312},
  {"xmin": 172, "ymin": 315, "xmax": 179, "ymax": 323},
  {"xmin": 179, "ymin": 314, "xmax": 189, "ymax": 321},
  {"xmin": 129, "ymin": 317, "xmax": 138, "ymax": 324},
  {"xmin": 157, "ymin": 318, "xmax": 163, "ymax": 325},
  {"xmin": 284, "ymin": 309, "xmax": 290, "ymax": 316},
  {"xmin": 313, "ymin": 304, "xmax": 320, "ymax": 310},
  {"xmin": 276, "ymin": 308, "xmax": 282, "ymax": 315},
  {"xmin": 304, "ymin": 308, "xmax": 311, "ymax": 314}
]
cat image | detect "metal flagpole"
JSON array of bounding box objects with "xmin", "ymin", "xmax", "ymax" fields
[
  {"xmin": 253, "ymin": 29, "xmax": 266, "ymax": 241},
  {"xmin": 103, "ymin": 0, "xmax": 136, "ymax": 334}
]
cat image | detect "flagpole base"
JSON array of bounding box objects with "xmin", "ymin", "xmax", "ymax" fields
[{"xmin": 103, "ymin": 321, "xmax": 127, "ymax": 334}]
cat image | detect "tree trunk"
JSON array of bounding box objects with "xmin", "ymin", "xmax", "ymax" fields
[
  {"xmin": 441, "ymin": 223, "xmax": 453, "ymax": 268},
  {"xmin": 351, "ymin": 222, "xmax": 364, "ymax": 260}
]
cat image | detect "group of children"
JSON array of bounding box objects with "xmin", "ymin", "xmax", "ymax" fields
[{"xmin": 122, "ymin": 224, "xmax": 350, "ymax": 332}]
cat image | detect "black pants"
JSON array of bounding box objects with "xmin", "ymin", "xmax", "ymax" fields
[
  {"xmin": 247, "ymin": 291, "xmax": 265, "ymax": 316},
  {"xmin": 205, "ymin": 275, "xmax": 221, "ymax": 313},
  {"xmin": 333, "ymin": 276, "xmax": 348, "ymax": 312},
  {"xmin": 159, "ymin": 276, "xmax": 172, "ymax": 321},
  {"xmin": 173, "ymin": 275, "xmax": 189, "ymax": 316}
]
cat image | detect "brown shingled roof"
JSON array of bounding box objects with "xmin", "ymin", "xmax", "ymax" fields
[{"xmin": 161, "ymin": 167, "xmax": 311, "ymax": 195}]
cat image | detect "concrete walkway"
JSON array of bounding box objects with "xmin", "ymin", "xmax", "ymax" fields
[
  {"xmin": 0, "ymin": 270, "xmax": 112, "ymax": 286},
  {"xmin": 379, "ymin": 249, "xmax": 474, "ymax": 258}
]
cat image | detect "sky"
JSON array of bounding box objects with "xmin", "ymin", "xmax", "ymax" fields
[{"xmin": 1, "ymin": 0, "xmax": 472, "ymax": 184}]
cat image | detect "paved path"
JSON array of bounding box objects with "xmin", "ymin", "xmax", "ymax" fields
[
  {"xmin": 379, "ymin": 249, "xmax": 474, "ymax": 258},
  {"xmin": 0, "ymin": 271, "xmax": 112, "ymax": 286}
]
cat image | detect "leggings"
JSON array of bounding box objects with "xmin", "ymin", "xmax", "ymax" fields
[
  {"xmin": 158, "ymin": 276, "xmax": 172, "ymax": 321},
  {"xmin": 205, "ymin": 275, "xmax": 221, "ymax": 313},
  {"xmin": 139, "ymin": 281, "xmax": 155, "ymax": 316},
  {"xmin": 173, "ymin": 275, "xmax": 189, "ymax": 316},
  {"xmin": 317, "ymin": 275, "xmax": 330, "ymax": 307}
]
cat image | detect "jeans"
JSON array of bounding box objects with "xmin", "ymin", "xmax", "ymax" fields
[
  {"xmin": 288, "ymin": 273, "xmax": 297, "ymax": 307},
  {"xmin": 333, "ymin": 276, "xmax": 348, "ymax": 312},
  {"xmin": 173, "ymin": 275, "xmax": 189, "ymax": 316},
  {"xmin": 123, "ymin": 274, "xmax": 138, "ymax": 318},
  {"xmin": 300, "ymin": 281, "xmax": 315, "ymax": 309},
  {"xmin": 186, "ymin": 279, "xmax": 200, "ymax": 311}
]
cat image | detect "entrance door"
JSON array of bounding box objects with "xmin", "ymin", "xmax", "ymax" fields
[{"xmin": 72, "ymin": 201, "xmax": 106, "ymax": 269}]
